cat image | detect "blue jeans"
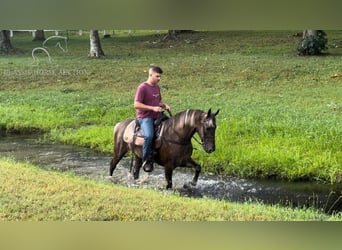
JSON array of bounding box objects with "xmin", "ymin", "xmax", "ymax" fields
[{"xmin": 139, "ymin": 117, "xmax": 155, "ymax": 162}]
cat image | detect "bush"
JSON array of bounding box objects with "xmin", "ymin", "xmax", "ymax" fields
[{"xmin": 297, "ymin": 30, "xmax": 328, "ymax": 56}]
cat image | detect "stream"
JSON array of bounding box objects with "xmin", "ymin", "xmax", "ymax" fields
[{"xmin": 1, "ymin": 135, "xmax": 341, "ymax": 213}]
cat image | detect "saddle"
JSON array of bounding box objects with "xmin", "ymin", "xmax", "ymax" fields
[{"xmin": 123, "ymin": 112, "xmax": 169, "ymax": 148}]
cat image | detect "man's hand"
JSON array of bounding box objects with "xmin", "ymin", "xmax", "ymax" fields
[
  {"xmin": 152, "ymin": 106, "xmax": 163, "ymax": 112},
  {"xmin": 163, "ymin": 103, "xmax": 171, "ymax": 113}
]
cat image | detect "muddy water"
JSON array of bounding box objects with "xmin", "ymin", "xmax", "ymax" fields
[{"xmin": 1, "ymin": 135, "xmax": 341, "ymax": 213}]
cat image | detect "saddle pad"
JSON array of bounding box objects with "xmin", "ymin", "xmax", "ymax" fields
[
  {"xmin": 122, "ymin": 120, "xmax": 162, "ymax": 148},
  {"xmin": 123, "ymin": 120, "xmax": 144, "ymax": 146}
]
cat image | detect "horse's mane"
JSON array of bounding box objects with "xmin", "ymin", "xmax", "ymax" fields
[{"xmin": 163, "ymin": 109, "xmax": 203, "ymax": 131}]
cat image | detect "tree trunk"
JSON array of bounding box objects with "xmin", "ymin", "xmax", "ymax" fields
[
  {"xmin": 298, "ymin": 30, "xmax": 328, "ymax": 56},
  {"xmin": 302, "ymin": 30, "xmax": 318, "ymax": 40},
  {"xmin": 167, "ymin": 30, "xmax": 177, "ymax": 40},
  {"xmin": 89, "ymin": 30, "xmax": 105, "ymax": 58},
  {"xmin": 163, "ymin": 30, "xmax": 193, "ymax": 41},
  {"xmin": 0, "ymin": 30, "xmax": 13, "ymax": 53},
  {"xmin": 33, "ymin": 30, "xmax": 46, "ymax": 41}
]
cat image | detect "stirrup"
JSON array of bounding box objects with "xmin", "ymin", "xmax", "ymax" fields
[{"xmin": 142, "ymin": 160, "xmax": 154, "ymax": 172}]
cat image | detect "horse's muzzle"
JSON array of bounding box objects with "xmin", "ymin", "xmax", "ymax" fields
[{"xmin": 203, "ymin": 144, "xmax": 215, "ymax": 153}]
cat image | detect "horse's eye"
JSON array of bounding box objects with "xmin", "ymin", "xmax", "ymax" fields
[{"xmin": 206, "ymin": 126, "xmax": 215, "ymax": 131}]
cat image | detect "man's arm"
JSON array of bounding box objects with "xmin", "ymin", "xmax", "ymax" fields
[{"xmin": 134, "ymin": 101, "xmax": 163, "ymax": 113}]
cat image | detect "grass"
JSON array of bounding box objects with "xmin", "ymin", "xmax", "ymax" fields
[
  {"xmin": 1, "ymin": 30, "xmax": 342, "ymax": 220},
  {"xmin": 1, "ymin": 30, "xmax": 341, "ymax": 183},
  {"xmin": 1, "ymin": 158, "xmax": 340, "ymax": 221}
]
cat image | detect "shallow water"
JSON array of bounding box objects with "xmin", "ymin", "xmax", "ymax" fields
[{"xmin": 1, "ymin": 135, "xmax": 341, "ymax": 213}]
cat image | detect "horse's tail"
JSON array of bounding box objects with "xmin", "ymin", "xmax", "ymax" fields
[
  {"xmin": 113, "ymin": 123, "xmax": 120, "ymax": 148},
  {"xmin": 113, "ymin": 119, "xmax": 135, "ymax": 147},
  {"xmin": 110, "ymin": 119, "xmax": 134, "ymax": 176},
  {"xmin": 113, "ymin": 122, "xmax": 120, "ymax": 138}
]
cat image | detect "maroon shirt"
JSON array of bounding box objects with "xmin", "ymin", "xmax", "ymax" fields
[{"xmin": 135, "ymin": 82, "xmax": 161, "ymax": 119}]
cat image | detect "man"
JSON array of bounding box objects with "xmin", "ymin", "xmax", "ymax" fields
[{"xmin": 134, "ymin": 66, "xmax": 171, "ymax": 172}]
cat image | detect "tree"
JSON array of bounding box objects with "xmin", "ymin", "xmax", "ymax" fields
[
  {"xmin": 33, "ymin": 30, "xmax": 45, "ymax": 41},
  {"xmin": 89, "ymin": 30, "xmax": 105, "ymax": 58},
  {"xmin": 166, "ymin": 30, "xmax": 177, "ymax": 40},
  {"xmin": 297, "ymin": 30, "xmax": 328, "ymax": 56},
  {"xmin": 0, "ymin": 30, "xmax": 13, "ymax": 54},
  {"xmin": 163, "ymin": 30, "xmax": 193, "ymax": 41}
]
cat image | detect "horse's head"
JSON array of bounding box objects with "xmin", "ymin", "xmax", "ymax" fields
[{"xmin": 198, "ymin": 108, "xmax": 220, "ymax": 153}]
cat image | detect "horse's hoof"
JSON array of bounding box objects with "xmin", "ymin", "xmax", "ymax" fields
[
  {"xmin": 135, "ymin": 174, "xmax": 149, "ymax": 185},
  {"xmin": 183, "ymin": 181, "xmax": 197, "ymax": 189},
  {"xmin": 163, "ymin": 189, "xmax": 174, "ymax": 195},
  {"xmin": 190, "ymin": 181, "xmax": 197, "ymax": 186},
  {"xmin": 105, "ymin": 176, "xmax": 115, "ymax": 181}
]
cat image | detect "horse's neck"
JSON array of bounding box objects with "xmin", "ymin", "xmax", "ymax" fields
[{"xmin": 163, "ymin": 110, "xmax": 199, "ymax": 140}]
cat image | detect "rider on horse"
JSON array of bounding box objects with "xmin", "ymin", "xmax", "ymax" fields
[{"xmin": 134, "ymin": 66, "xmax": 171, "ymax": 172}]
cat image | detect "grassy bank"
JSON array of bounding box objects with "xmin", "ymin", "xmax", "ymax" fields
[
  {"xmin": 1, "ymin": 158, "xmax": 340, "ymax": 221},
  {"xmin": 0, "ymin": 30, "xmax": 341, "ymax": 183}
]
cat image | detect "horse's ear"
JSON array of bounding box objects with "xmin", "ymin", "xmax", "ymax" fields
[
  {"xmin": 207, "ymin": 108, "xmax": 219, "ymax": 117},
  {"xmin": 214, "ymin": 109, "xmax": 220, "ymax": 116}
]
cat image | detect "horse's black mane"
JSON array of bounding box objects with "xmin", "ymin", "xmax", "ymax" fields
[
  {"xmin": 163, "ymin": 109, "xmax": 203, "ymax": 129},
  {"xmin": 171, "ymin": 109, "xmax": 203, "ymax": 121}
]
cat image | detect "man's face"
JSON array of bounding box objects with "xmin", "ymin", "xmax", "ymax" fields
[{"xmin": 149, "ymin": 70, "xmax": 162, "ymax": 85}]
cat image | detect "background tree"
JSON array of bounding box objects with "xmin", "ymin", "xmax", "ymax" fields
[
  {"xmin": 89, "ymin": 30, "xmax": 105, "ymax": 58},
  {"xmin": 0, "ymin": 30, "xmax": 13, "ymax": 53},
  {"xmin": 33, "ymin": 30, "xmax": 45, "ymax": 41},
  {"xmin": 297, "ymin": 30, "xmax": 328, "ymax": 56},
  {"xmin": 164, "ymin": 30, "xmax": 193, "ymax": 41}
]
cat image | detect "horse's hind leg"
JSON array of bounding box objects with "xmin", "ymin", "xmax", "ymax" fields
[{"xmin": 109, "ymin": 141, "xmax": 129, "ymax": 176}]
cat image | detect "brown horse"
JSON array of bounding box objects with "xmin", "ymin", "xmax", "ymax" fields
[{"xmin": 109, "ymin": 108, "xmax": 219, "ymax": 189}]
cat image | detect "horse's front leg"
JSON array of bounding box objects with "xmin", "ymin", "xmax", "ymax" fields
[
  {"xmin": 164, "ymin": 167, "xmax": 173, "ymax": 189},
  {"xmin": 187, "ymin": 158, "xmax": 201, "ymax": 186}
]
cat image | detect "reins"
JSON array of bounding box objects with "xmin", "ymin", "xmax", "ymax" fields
[{"xmin": 192, "ymin": 136, "xmax": 203, "ymax": 146}]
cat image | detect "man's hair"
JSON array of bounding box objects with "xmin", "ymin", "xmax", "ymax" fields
[{"xmin": 149, "ymin": 66, "xmax": 163, "ymax": 74}]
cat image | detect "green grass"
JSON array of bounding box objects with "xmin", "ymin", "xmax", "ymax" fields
[
  {"xmin": 1, "ymin": 158, "xmax": 340, "ymax": 221},
  {"xmin": 0, "ymin": 30, "xmax": 341, "ymax": 184}
]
